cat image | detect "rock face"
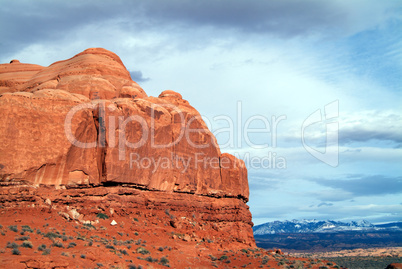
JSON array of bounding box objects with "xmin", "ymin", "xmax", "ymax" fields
[
  {"xmin": 0, "ymin": 48, "xmax": 248, "ymax": 201},
  {"xmin": 0, "ymin": 48, "xmax": 254, "ymax": 247}
]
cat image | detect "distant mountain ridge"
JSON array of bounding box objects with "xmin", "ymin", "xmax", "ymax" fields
[{"xmin": 253, "ymin": 219, "xmax": 402, "ymax": 235}]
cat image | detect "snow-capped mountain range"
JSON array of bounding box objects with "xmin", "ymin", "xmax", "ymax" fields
[{"xmin": 253, "ymin": 219, "xmax": 402, "ymax": 235}]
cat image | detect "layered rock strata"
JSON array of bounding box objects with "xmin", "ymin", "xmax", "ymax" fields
[{"xmin": 0, "ymin": 48, "xmax": 254, "ymax": 247}]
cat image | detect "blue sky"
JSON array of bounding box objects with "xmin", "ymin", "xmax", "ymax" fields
[{"xmin": 1, "ymin": 0, "xmax": 401, "ymax": 225}]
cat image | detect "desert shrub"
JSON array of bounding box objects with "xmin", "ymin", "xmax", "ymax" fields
[
  {"xmin": 128, "ymin": 265, "xmax": 142, "ymax": 269},
  {"xmin": 160, "ymin": 256, "xmax": 169, "ymax": 265},
  {"xmin": 52, "ymin": 242, "xmax": 64, "ymax": 248},
  {"xmin": 219, "ymin": 255, "xmax": 228, "ymax": 261},
  {"xmin": 67, "ymin": 242, "xmax": 76, "ymax": 248},
  {"xmin": 158, "ymin": 246, "xmax": 164, "ymax": 252},
  {"xmin": 44, "ymin": 232, "xmax": 60, "ymax": 239},
  {"xmin": 16, "ymin": 236, "xmax": 30, "ymax": 241},
  {"xmin": 113, "ymin": 240, "xmax": 125, "ymax": 246},
  {"xmin": 61, "ymin": 252, "xmax": 69, "ymax": 256},
  {"xmin": 8, "ymin": 225, "xmax": 18, "ymax": 232},
  {"xmin": 145, "ymin": 256, "xmax": 157, "ymax": 262},
  {"xmin": 81, "ymin": 254, "xmax": 86, "ymax": 259},
  {"xmin": 42, "ymin": 249, "xmax": 51, "ymax": 255},
  {"xmin": 38, "ymin": 244, "xmax": 46, "ymax": 251},
  {"xmin": 241, "ymin": 249, "xmax": 248, "ymax": 254},
  {"xmin": 209, "ymin": 255, "xmax": 217, "ymax": 261},
  {"xmin": 21, "ymin": 241, "xmax": 33, "ymax": 248},
  {"xmin": 84, "ymin": 223, "xmax": 96, "ymax": 230},
  {"xmin": 134, "ymin": 218, "xmax": 138, "ymax": 222},
  {"xmin": 120, "ymin": 249, "xmax": 128, "ymax": 255},
  {"xmin": 12, "ymin": 248, "xmax": 20, "ymax": 255},
  {"xmin": 21, "ymin": 225, "xmax": 33, "ymax": 233},
  {"xmin": 106, "ymin": 245, "xmax": 115, "ymax": 250},
  {"xmin": 136, "ymin": 246, "xmax": 149, "ymax": 255},
  {"xmin": 6, "ymin": 242, "xmax": 19, "ymax": 249},
  {"xmin": 96, "ymin": 213, "xmax": 109, "ymax": 219}
]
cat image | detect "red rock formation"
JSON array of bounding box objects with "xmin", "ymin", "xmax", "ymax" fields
[
  {"xmin": 0, "ymin": 90, "xmax": 98, "ymax": 185},
  {"xmin": 0, "ymin": 48, "xmax": 254, "ymax": 259},
  {"xmin": 0, "ymin": 60, "xmax": 44, "ymax": 94},
  {"xmin": 0, "ymin": 48, "xmax": 249, "ymax": 201}
]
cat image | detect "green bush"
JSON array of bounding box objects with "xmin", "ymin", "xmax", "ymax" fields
[
  {"xmin": 12, "ymin": 248, "xmax": 21, "ymax": 255},
  {"xmin": 145, "ymin": 256, "xmax": 157, "ymax": 262},
  {"xmin": 6, "ymin": 242, "xmax": 19, "ymax": 249},
  {"xmin": 209, "ymin": 255, "xmax": 217, "ymax": 261},
  {"xmin": 52, "ymin": 242, "xmax": 64, "ymax": 248},
  {"xmin": 96, "ymin": 213, "xmax": 109, "ymax": 219},
  {"xmin": 160, "ymin": 257, "xmax": 169, "ymax": 265},
  {"xmin": 219, "ymin": 255, "xmax": 228, "ymax": 261},
  {"xmin": 8, "ymin": 225, "xmax": 18, "ymax": 232},
  {"xmin": 21, "ymin": 225, "xmax": 34, "ymax": 233},
  {"xmin": 16, "ymin": 236, "xmax": 30, "ymax": 241},
  {"xmin": 44, "ymin": 232, "xmax": 61, "ymax": 239},
  {"xmin": 21, "ymin": 241, "xmax": 33, "ymax": 248},
  {"xmin": 136, "ymin": 246, "xmax": 149, "ymax": 255}
]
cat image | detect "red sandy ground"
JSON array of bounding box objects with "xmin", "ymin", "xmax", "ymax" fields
[{"xmin": 0, "ymin": 207, "xmax": 342, "ymax": 269}]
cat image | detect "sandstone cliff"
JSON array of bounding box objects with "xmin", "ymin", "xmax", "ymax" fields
[
  {"xmin": 0, "ymin": 48, "xmax": 254, "ymax": 251},
  {"xmin": 0, "ymin": 48, "xmax": 248, "ymax": 201}
]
